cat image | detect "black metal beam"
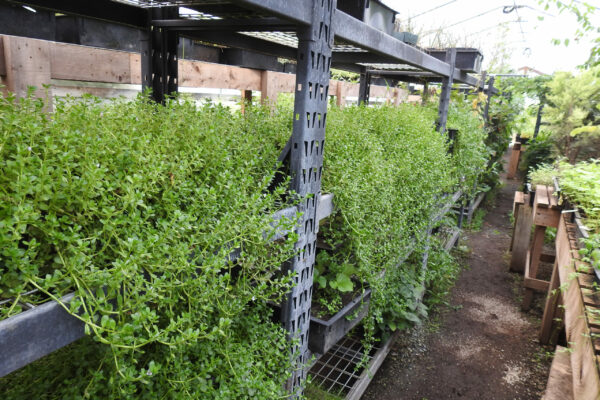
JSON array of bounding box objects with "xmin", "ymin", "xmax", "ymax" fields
[
  {"xmin": 153, "ymin": 17, "xmax": 295, "ymax": 32},
  {"xmin": 186, "ymin": 31, "xmax": 297, "ymax": 60},
  {"xmin": 7, "ymin": 0, "xmax": 148, "ymax": 28},
  {"xmin": 358, "ymin": 67, "xmax": 371, "ymax": 105},
  {"xmin": 0, "ymin": 293, "xmax": 85, "ymax": 378}
]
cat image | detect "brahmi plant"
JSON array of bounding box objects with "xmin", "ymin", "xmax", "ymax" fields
[
  {"xmin": 0, "ymin": 91, "xmax": 300, "ymax": 398},
  {"xmin": 318, "ymin": 101, "xmax": 488, "ymax": 339}
]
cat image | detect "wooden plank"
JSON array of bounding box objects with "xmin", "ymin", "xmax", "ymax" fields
[
  {"xmin": 181, "ymin": 60, "xmax": 264, "ymax": 91},
  {"xmin": 530, "ymin": 226, "xmax": 547, "ymax": 278},
  {"xmin": 510, "ymin": 202, "xmax": 533, "ymax": 273},
  {"xmin": 555, "ymin": 215, "xmax": 600, "ymax": 399},
  {"xmin": 533, "ymin": 188, "xmax": 560, "ymax": 227},
  {"xmin": 536, "ymin": 185, "xmax": 550, "ymax": 208},
  {"xmin": 1, "ymin": 35, "xmax": 52, "ymax": 101},
  {"xmin": 510, "ymin": 192, "xmax": 527, "ymax": 252},
  {"xmin": 524, "ymin": 276, "xmax": 550, "ymax": 292},
  {"xmin": 507, "ymin": 143, "xmax": 522, "ymax": 179},
  {"xmin": 335, "ymin": 80, "xmax": 346, "ymax": 108},
  {"xmin": 542, "ymin": 346, "xmax": 574, "ymax": 400},
  {"xmin": 51, "ymin": 42, "xmax": 132, "ymax": 84},
  {"xmin": 240, "ymin": 89, "xmax": 253, "ymax": 114},
  {"xmin": 540, "ymin": 260, "xmax": 561, "ymax": 344},
  {"xmin": 513, "ymin": 191, "xmax": 525, "ymax": 215}
]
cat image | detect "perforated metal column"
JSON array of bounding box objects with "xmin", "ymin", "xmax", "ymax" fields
[
  {"xmin": 142, "ymin": 7, "xmax": 178, "ymax": 104},
  {"xmin": 281, "ymin": 0, "xmax": 336, "ymax": 395},
  {"xmin": 436, "ymin": 48, "xmax": 457, "ymax": 133},
  {"xmin": 358, "ymin": 67, "xmax": 371, "ymax": 105}
]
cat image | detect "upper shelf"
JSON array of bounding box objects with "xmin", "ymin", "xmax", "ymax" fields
[{"xmin": 13, "ymin": 0, "xmax": 484, "ymax": 87}]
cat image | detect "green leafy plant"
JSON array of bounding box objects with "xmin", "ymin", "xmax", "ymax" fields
[{"xmin": 0, "ymin": 90, "xmax": 299, "ymax": 398}]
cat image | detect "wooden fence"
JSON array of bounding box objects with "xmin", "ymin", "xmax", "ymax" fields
[{"xmin": 0, "ymin": 34, "xmax": 420, "ymax": 106}]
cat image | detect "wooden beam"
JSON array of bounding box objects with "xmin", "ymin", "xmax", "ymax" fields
[
  {"xmin": 540, "ymin": 260, "xmax": 561, "ymax": 344},
  {"xmin": 510, "ymin": 200, "xmax": 532, "ymax": 273},
  {"xmin": 51, "ymin": 42, "xmax": 133, "ymax": 84},
  {"xmin": 524, "ymin": 276, "xmax": 550, "ymax": 292},
  {"xmin": 507, "ymin": 142, "xmax": 522, "ymax": 179}
]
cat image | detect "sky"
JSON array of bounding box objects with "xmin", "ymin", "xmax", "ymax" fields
[{"xmin": 380, "ymin": 0, "xmax": 600, "ymax": 73}]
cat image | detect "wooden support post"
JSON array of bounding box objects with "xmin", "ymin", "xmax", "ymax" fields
[
  {"xmin": 240, "ymin": 89, "xmax": 252, "ymax": 114},
  {"xmin": 522, "ymin": 225, "xmax": 547, "ymax": 310},
  {"xmin": 1, "ymin": 35, "xmax": 52, "ymax": 104},
  {"xmin": 335, "ymin": 81, "xmax": 346, "ymax": 108},
  {"xmin": 510, "ymin": 197, "xmax": 532, "ymax": 273},
  {"xmin": 507, "ymin": 142, "xmax": 522, "ymax": 179},
  {"xmin": 540, "ymin": 260, "xmax": 562, "ymax": 344},
  {"xmin": 510, "ymin": 191, "xmax": 525, "ymax": 251},
  {"xmin": 394, "ymin": 87, "xmax": 403, "ymax": 106},
  {"xmin": 260, "ymin": 69, "xmax": 278, "ymax": 106}
]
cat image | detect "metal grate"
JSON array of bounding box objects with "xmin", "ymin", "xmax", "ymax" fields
[
  {"xmin": 309, "ymin": 336, "xmax": 379, "ymax": 397},
  {"xmin": 361, "ymin": 63, "xmax": 418, "ymax": 70},
  {"xmin": 242, "ymin": 31, "xmax": 367, "ymax": 52},
  {"xmin": 113, "ymin": 0, "xmax": 230, "ymax": 7}
]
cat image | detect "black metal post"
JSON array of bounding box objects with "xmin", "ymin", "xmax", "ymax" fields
[
  {"xmin": 533, "ymin": 102, "xmax": 544, "ymax": 139},
  {"xmin": 143, "ymin": 7, "xmax": 179, "ymax": 104},
  {"xmin": 422, "ymin": 81, "xmax": 429, "ymax": 105},
  {"xmin": 358, "ymin": 66, "xmax": 371, "ymax": 105},
  {"xmin": 436, "ymin": 48, "xmax": 456, "ymax": 133},
  {"xmin": 483, "ymin": 76, "xmax": 495, "ymax": 128},
  {"xmin": 281, "ymin": 0, "xmax": 336, "ymax": 395}
]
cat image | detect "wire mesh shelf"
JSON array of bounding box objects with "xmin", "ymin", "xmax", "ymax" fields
[{"xmin": 309, "ymin": 335, "xmax": 379, "ymax": 397}]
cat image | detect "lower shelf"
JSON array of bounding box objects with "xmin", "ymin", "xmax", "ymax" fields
[
  {"xmin": 309, "ymin": 330, "xmax": 399, "ymax": 400},
  {"xmin": 0, "ymin": 293, "xmax": 84, "ymax": 378}
]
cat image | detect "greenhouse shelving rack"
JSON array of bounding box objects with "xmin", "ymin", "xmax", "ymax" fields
[{"xmin": 1, "ymin": 0, "xmax": 491, "ymax": 395}]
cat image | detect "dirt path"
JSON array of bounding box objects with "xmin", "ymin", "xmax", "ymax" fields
[{"xmin": 363, "ymin": 156, "xmax": 552, "ymax": 400}]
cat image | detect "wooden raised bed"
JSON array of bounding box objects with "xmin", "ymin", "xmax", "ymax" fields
[{"xmin": 539, "ymin": 212, "xmax": 600, "ymax": 399}]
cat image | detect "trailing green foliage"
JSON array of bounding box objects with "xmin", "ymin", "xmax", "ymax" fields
[
  {"xmin": 318, "ymin": 101, "xmax": 488, "ymax": 336},
  {"xmin": 520, "ymin": 133, "xmax": 557, "ymax": 178},
  {"xmin": 1, "ymin": 90, "xmax": 490, "ymax": 398},
  {"xmin": 0, "ymin": 91, "xmax": 298, "ymax": 398},
  {"xmin": 529, "ymin": 163, "xmax": 556, "ymax": 187}
]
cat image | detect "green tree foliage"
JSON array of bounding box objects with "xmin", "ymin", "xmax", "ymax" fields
[
  {"xmin": 544, "ymin": 66, "xmax": 600, "ymax": 161},
  {"xmin": 538, "ymin": 0, "xmax": 600, "ymax": 67}
]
